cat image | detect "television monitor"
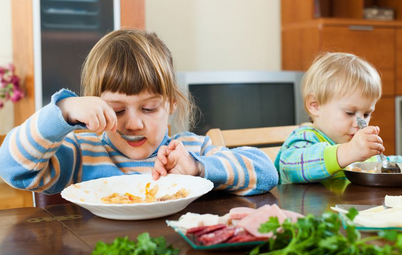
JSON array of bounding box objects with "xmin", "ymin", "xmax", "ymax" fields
[{"xmin": 174, "ymin": 71, "xmax": 309, "ymax": 135}]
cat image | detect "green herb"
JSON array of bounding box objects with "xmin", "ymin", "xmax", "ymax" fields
[
  {"xmin": 92, "ymin": 232, "xmax": 180, "ymax": 255},
  {"xmin": 250, "ymin": 208, "xmax": 402, "ymax": 255}
]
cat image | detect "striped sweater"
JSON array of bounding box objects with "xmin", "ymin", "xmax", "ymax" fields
[{"xmin": 0, "ymin": 89, "xmax": 278, "ymax": 196}]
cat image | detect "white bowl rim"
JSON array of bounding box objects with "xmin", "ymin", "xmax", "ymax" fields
[{"xmin": 60, "ymin": 174, "xmax": 214, "ymax": 207}]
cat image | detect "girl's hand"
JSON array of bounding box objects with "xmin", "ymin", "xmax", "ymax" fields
[
  {"xmin": 337, "ymin": 126, "xmax": 384, "ymax": 168},
  {"xmin": 57, "ymin": 97, "xmax": 117, "ymax": 133},
  {"xmin": 152, "ymin": 140, "xmax": 203, "ymax": 180}
]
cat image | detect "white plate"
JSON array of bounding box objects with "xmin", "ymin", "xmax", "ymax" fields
[{"xmin": 61, "ymin": 174, "xmax": 214, "ymax": 220}]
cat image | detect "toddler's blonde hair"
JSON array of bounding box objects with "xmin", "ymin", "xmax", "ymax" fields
[
  {"xmin": 81, "ymin": 29, "xmax": 194, "ymax": 132},
  {"xmin": 302, "ymin": 52, "xmax": 382, "ymax": 117}
]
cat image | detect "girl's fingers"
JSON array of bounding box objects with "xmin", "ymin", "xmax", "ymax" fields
[
  {"xmin": 154, "ymin": 157, "xmax": 167, "ymax": 173},
  {"xmin": 154, "ymin": 146, "xmax": 170, "ymax": 180},
  {"xmin": 104, "ymin": 110, "xmax": 117, "ymax": 132},
  {"xmin": 96, "ymin": 112, "xmax": 107, "ymax": 132},
  {"xmin": 152, "ymin": 168, "xmax": 160, "ymax": 180},
  {"xmin": 168, "ymin": 168, "xmax": 180, "ymax": 175},
  {"xmin": 153, "ymin": 160, "xmax": 167, "ymax": 180},
  {"xmin": 168, "ymin": 140, "xmax": 180, "ymax": 150},
  {"xmin": 157, "ymin": 146, "xmax": 169, "ymax": 165},
  {"xmin": 87, "ymin": 116, "xmax": 100, "ymax": 132}
]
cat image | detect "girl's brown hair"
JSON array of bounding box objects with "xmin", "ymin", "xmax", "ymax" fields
[{"xmin": 81, "ymin": 29, "xmax": 194, "ymax": 131}]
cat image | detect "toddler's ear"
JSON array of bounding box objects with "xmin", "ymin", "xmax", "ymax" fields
[{"xmin": 306, "ymin": 94, "xmax": 320, "ymax": 117}]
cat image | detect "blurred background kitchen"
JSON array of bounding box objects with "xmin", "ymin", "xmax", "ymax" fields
[{"xmin": 0, "ymin": 0, "xmax": 280, "ymax": 134}]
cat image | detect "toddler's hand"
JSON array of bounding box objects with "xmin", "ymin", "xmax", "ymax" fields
[
  {"xmin": 152, "ymin": 140, "xmax": 202, "ymax": 180},
  {"xmin": 57, "ymin": 97, "xmax": 117, "ymax": 133},
  {"xmin": 337, "ymin": 126, "xmax": 384, "ymax": 168}
]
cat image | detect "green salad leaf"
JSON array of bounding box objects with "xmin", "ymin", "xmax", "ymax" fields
[
  {"xmin": 250, "ymin": 208, "xmax": 402, "ymax": 255},
  {"xmin": 92, "ymin": 232, "xmax": 179, "ymax": 255}
]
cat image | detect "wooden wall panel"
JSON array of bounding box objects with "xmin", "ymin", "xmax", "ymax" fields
[
  {"xmin": 281, "ymin": 25, "xmax": 320, "ymax": 71},
  {"xmin": 12, "ymin": 1, "xmax": 35, "ymax": 126},
  {"xmin": 121, "ymin": 0, "xmax": 145, "ymax": 30},
  {"xmin": 321, "ymin": 26, "xmax": 395, "ymax": 96},
  {"xmin": 397, "ymin": 29, "xmax": 402, "ymax": 95},
  {"xmin": 281, "ymin": 0, "xmax": 314, "ymax": 25},
  {"xmin": 332, "ymin": 0, "xmax": 364, "ymax": 19},
  {"xmin": 371, "ymin": 96, "xmax": 395, "ymax": 155}
]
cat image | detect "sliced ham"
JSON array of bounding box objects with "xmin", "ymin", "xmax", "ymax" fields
[
  {"xmin": 229, "ymin": 205, "xmax": 304, "ymax": 222},
  {"xmin": 229, "ymin": 207, "xmax": 257, "ymax": 220},
  {"xmin": 282, "ymin": 209, "xmax": 304, "ymax": 223},
  {"xmin": 237, "ymin": 204, "xmax": 287, "ymax": 238}
]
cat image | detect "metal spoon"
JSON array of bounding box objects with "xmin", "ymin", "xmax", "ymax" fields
[
  {"xmin": 116, "ymin": 130, "xmax": 145, "ymax": 142},
  {"xmin": 356, "ymin": 117, "xmax": 401, "ymax": 173}
]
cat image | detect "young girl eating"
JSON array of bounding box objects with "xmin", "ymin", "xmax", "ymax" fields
[{"xmin": 0, "ymin": 29, "xmax": 278, "ymax": 196}]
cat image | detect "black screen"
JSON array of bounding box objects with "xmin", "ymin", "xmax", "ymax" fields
[{"xmin": 189, "ymin": 83, "xmax": 295, "ymax": 135}]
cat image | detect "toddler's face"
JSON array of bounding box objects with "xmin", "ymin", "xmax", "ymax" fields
[
  {"xmin": 101, "ymin": 91, "xmax": 172, "ymax": 160},
  {"xmin": 312, "ymin": 91, "xmax": 376, "ymax": 144}
]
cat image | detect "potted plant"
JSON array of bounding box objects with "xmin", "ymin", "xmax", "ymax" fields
[{"xmin": 0, "ymin": 64, "xmax": 24, "ymax": 108}]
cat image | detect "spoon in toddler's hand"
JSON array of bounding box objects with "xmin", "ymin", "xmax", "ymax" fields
[
  {"xmin": 116, "ymin": 130, "xmax": 145, "ymax": 142},
  {"xmin": 356, "ymin": 117, "xmax": 401, "ymax": 173}
]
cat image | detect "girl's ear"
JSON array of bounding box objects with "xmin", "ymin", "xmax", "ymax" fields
[{"xmin": 305, "ymin": 94, "xmax": 320, "ymax": 117}]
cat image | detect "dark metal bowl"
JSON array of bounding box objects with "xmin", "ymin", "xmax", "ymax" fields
[{"xmin": 344, "ymin": 162, "xmax": 402, "ymax": 187}]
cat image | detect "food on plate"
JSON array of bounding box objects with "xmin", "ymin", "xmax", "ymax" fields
[
  {"xmin": 331, "ymin": 195, "xmax": 402, "ymax": 228},
  {"xmin": 236, "ymin": 204, "xmax": 303, "ymax": 238},
  {"xmin": 346, "ymin": 166, "xmax": 376, "ymax": 173},
  {"xmin": 61, "ymin": 174, "xmax": 212, "ymax": 220},
  {"xmin": 101, "ymin": 182, "xmax": 189, "ymax": 204},
  {"xmin": 384, "ymin": 195, "xmax": 402, "ymax": 208},
  {"xmin": 167, "ymin": 204, "xmax": 304, "ymax": 246},
  {"xmin": 166, "ymin": 212, "xmax": 230, "ymax": 231}
]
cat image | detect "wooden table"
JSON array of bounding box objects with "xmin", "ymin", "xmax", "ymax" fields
[
  {"xmin": 0, "ymin": 207, "xmax": 91, "ymax": 254},
  {"xmin": 1, "ymin": 180, "xmax": 402, "ymax": 255}
]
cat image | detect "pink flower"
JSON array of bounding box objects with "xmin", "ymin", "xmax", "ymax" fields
[
  {"xmin": 10, "ymin": 89, "xmax": 24, "ymax": 102},
  {"xmin": 0, "ymin": 63, "xmax": 24, "ymax": 107}
]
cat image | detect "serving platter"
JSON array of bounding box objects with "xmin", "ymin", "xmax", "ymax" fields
[
  {"xmin": 170, "ymin": 226, "xmax": 264, "ymax": 250},
  {"xmin": 335, "ymin": 204, "xmax": 402, "ymax": 232},
  {"xmin": 344, "ymin": 162, "xmax": 402, "ymax": 187}
]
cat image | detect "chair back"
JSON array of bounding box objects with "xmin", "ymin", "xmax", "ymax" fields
[
  {"xmin": 206, "ymin": 125, "xmax": 298, "ymax": 160},
  {"xmin": 0, "ymin": 134, "xmax": 5, "ymax": 146}
]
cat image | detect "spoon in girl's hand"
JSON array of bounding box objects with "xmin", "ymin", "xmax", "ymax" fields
[
  {"xmin": 116, "ymin": 130, "xmax": 145, "ymax": 142},
  {"xmin": 356, "ymin": 117, "xmax": 401, "ymax": 173}
]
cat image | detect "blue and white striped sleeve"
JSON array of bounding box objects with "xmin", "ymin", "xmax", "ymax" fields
[{"xmin": 174, "ymin": 132, "xmax": 278, "ymax": 196}]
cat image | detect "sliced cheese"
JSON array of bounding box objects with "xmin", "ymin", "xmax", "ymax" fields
[{"xmin": 384, "ymin": 195, "xmax": 402, "ymax": 208}]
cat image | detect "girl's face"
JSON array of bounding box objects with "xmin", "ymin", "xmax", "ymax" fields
[
  {"xmin": 101, "ymin": 91, "xmax": 172, "ymax": 160},
  {"xmin": 310, "ymin": 90, "xmax": 377, "ymax": 144}
]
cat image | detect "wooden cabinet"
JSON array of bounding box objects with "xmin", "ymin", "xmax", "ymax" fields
[
  {"xmin": 11, "ymin": 0, "xmax": 144, "ymax": 126},
  {"xmin": 282, "ymin": 0, "xmax": 402, "ymax": 154},
  {"xmin": 321, "ymin": 26, "xmax": 395, "ymax": 96}
]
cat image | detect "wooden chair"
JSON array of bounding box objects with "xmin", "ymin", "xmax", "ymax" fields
[{"xmin": 206, "ymin": 125, "xmax": 299, "ymax": 161}]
